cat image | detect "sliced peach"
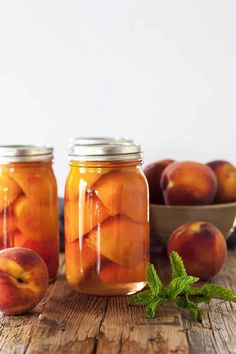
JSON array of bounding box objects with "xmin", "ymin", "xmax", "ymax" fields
[
  {"xmin": 86, "ymin": 215, "xmax": 149, "ymax": 266},
  {"xmin": 0, "ymin": 214, "xmax": 17, "ymax": 249},
  {"xmin": 13, "ymin": 231, "xmax": 59, "ymax": 280},
  {"xmin": 99, "ymin": 260, "xmax": 147, "ymax": 283},
  {"xmin": 10, "ymin": 166, "xmax": 57, "ymax": 205},
  {"xmin": 93, "ymin": 172, "xmax": 148, "ymax": 223},
  {"xmin": 64, "ymin": 193, "xmax": 109, "ymax": 242},
  {"xmin": 0, "ymin": 174, "xmax": 22, "ymax": 212},
  {"xmin": 65, "ymin": 239, "xmax": 97, "ymax": 285},
  {"xmin": 14, "ymin": 196, "xmax": 58, "ymax": 241},
  {"xmin": 65, "ymin": 167, "xmax": 113, "ymax": 201}
]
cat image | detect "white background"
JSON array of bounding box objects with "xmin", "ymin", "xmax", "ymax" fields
[{"xmin": 0, "ymin": 1, "xmax": 235, "ymax": 196}]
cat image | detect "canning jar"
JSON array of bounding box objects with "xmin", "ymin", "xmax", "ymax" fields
[
  {"xmin": 0, "ymin": 145, "xmax": 59, "ymax": 280},
  {"xmin": 65, "ymin": 141, "xmax": 150, "ymax": 295}
]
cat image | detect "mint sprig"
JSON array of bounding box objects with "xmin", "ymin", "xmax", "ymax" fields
[{"xmin": 130, "ymin": 251, "xmax": 236, "ymax": 322}]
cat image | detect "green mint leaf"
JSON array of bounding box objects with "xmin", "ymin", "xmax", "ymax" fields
[
  {"xmin": 202, "ymin": 284, "xmax": 236, "ymax": 302},
  {"xmin": 168, "ymin": 276, "xmax": 199, "ymax": 300},
  {"xmin": 146, "ymin": 298, "xmax": 168, "ymax": 318},
  {"xmin": 177, "ymin": 295, "xmax": 201, "ymax": 321},
  {"xmin": 147, "ymin": 264, "xmax": 163, "ymax": 296},
  {"xmin": 129, "ymin": 289, "xmax": 153, "ymax": 305},
  {"xmin": 188, "ymin": 294, "xmax": 211, "ymax": 304},
  {"xmin": 170, "ymin": 251, "xmax": 187, "ymax": 279}
]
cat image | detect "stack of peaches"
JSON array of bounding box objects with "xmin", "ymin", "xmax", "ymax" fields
[{"xmin": 145, "ymin": 160, "xmax": 236, "ymax": 279}]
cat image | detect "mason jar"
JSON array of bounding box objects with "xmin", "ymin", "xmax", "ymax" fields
[
  {"xmin": 65, "ymin": 140, "xmax": 150, "ymax": 295},
  {"xmin": 0, "ymin": 145, "xmax": 59, "ymax": 281}
]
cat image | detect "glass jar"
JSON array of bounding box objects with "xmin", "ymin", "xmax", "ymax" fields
[
  {"xmin": 65, "ymin": 141, "xmax": 150, "ymax": 295},
  {"xmin": 0, "ymin": 145, "xmax": 59, "ymax": 281}
]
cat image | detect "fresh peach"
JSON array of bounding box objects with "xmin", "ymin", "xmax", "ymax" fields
[
  {"xmin": 64, "ymin": 193, "xmax": 109, "ymax": 242},
  {"xmin": 207, "ymin": 160, "xmax": 236, "ymax": 203},
  {"xmin": 144, "ymin": 159, "xmax": 174, "ymax": 204},
  {"xmin": 86, "ymin": 215, "xmax": 149, "ymax": 266},
  {"xmin": 160, "ymin": 161, "xmax": 217, "ymax": 205},
  {"xmin": 65, "ymin": 239, "xmax": 98, "ymax": 286},
  {"xmin": 99, "ymin": 260, "xmax": 147, "ymax": 283},
  {"xmin": 93, "ymin": 172, "xmax": 148, "ymax": 223},
  {"xmin": 13, "ymin": 232, "xmax": 59, "ymax": 280},
  {"xmin": 0, "ymin": 247, "xmax": 48, "ymax": 315},
  {"xmin": 0, "ymin": 174, "xmax": 22, "ymax": 212},
  {"xmin": 14, "ymin": 196, "xmax": 58, "ymax": 241},
  {"xmin": 167, "ymin": 222, "xmax": 227, "ymax": 279}
]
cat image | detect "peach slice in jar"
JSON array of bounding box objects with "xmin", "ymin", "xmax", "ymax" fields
[
  {"xmin": 14, "ymin": 196, "xmax": 58, "ymax": 241},
  {"xmin": 99, "ymin": 260, "xmax": 147, "ymax": 283},
  {"xmin": 86, "ymin": 215, "xmax": 149, "ymax": 267},
  {"xmin": 9, "ymin": 165, "xmax": 57, "ymax": 205},
  {"xmin": 64, "ymin": 192, "xmax": 109, "ymax": 242},
  {"xmin": 13, "ymin": 231, "xmax": 59, "ymax": 280},
  {"xmin": 0, "ymin": 174, "xmax": 22, "ymax": 212},
  {"xmin": 0, "ymin": 214, "xmax": 17, "ymax": 249},
  {"xmin": 65, "ymin": 166, "xmax": 113, "ymax": 201},
  {"xmin": 65, "ymin": 239, "xmax": 98, "ymax": 286},
  {"xmin": 93, "ymin": 172, "xmax": 148, "ymax": 223}
]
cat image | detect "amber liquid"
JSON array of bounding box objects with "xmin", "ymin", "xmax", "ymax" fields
[
  {"xmin": 0, "ymin": 161, "xmax": 59, "ymax": 280},
  {"xmin": 65, "ymin": 160, "xmax": 150, "ymax": 295}
]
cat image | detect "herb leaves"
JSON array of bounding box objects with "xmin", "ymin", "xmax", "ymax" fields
[{"xmin": 130, "ymin": 251, "xmax": 236, "ymax": 321}]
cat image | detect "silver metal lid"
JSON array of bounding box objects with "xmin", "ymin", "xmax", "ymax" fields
[
  {"xmin": 68, "ymin": 140, "xmax": 143, "ymax": 161},
  {"xmin": 68, "ymin": 136, "xmax": 133, "ymax": 146},
  {"xmin": 0, "ymin": 145, "xmax": 54, "ymax": 163}
]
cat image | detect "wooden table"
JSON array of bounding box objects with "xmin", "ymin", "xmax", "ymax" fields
[{"xmin": 1, "ymin": 250, "xmax": 236, "ymax": 354}]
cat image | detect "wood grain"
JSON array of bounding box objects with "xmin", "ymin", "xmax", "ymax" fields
[{"xmin": 0, "ymin": 251, "xmax": 235, "ymax": 354}]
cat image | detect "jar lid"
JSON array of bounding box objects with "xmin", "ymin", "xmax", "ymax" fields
[
  {"xmin": 68, "ymin": 136, "xmax": 133, "ymax": 146},
  {"xmin": 0, "ymin": 145, "xmax": 53, "ymax": 163},
  {"xmin": 68, "ymin": 139, "xmax": 143, "ymax": 161}
]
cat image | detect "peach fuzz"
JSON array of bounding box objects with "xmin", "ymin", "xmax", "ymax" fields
[
  {"xmin": 64, "ymin": 193, "xmax": 109, "ymax": 242},
  {"xmin": 0, "ymin": 247, "xmax": 48, "ymax": 315},
  {"xmin": 13, "ymin": 232, "xmax": 59, "ymax": 280},
  {"xmin": 0, "ymin": 174, "xmax": 22, "ymax": 212},
  {"xmin": 93, "ymin": 172, "xmax": 148, "ymax": 223},
  {"xmin": 86, "ymin": 215, "xmax": 149, "ymax": 266},
  {"xmin": 14, "ymin": 196, "xmax": 58, "ymax": 242},
  {"xmin": 65, "ymin": 239, "xmax": 97, "ymax": 286},
  {"xmin": 207, "ymin": 160, "xmax": 236, "ymax": 203},
  {"xmin": 144, "ymin": 159, "xmax": 174, "ymax": 204},
  {"xmin": 99, "ymin": 261, "xmax": 147, "ymax": 283},
  {"xmin": 167, "ymin": 222, "xmax": 227, "ymax": 279},
  {"xmin": 160, "ymin": 161, "xmax": 217, "ymax": 205}
]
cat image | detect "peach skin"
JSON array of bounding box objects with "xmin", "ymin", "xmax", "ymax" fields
[
  {"xmin": 167, "ymin": 222, "xmax": 227, "ymax": 279},
  {"xmin": 144, "ymin": 159, "xmax": 174, "ymax": 204},
  {"xmin": 93, "ymin": 172, "xmax": 148, "ymax": 223},
  {"xmin": 0, "ymin": 247, "xmax": 48, "ymax": 315},
  {"xmin": 86, "ymin": 215, "xmax": 149, "ymax": 266},
  {"xmin": 160, "ymin": 161, "xmax": 217, "ymax": 205},
  {"xmin": 0, "ymin": 174, "xmax": 22, "ymax": 212},
  {"xmin": 64, "ymin": 193, "xmax": 109, "ymax": 242},
  {"xmin": 207, "ymin": 160, "xmax": 236, "ymax": 203},
  {"xmin": 14, "ymin": 196, "xmax": 58, "ymax": 242}
]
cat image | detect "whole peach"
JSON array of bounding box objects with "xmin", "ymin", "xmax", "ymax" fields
[
  {"xmin": 167, "ymin": 222, "xmax": 227, "ymax": 279},
  {"xmin": 0, "ymin": 247, "xmax": 48, "ymax": 315},
  {"xmin": 160, "ymin": 161, "xmax": 217, "ymax": 205},
  {"xmin": 144, "ymin": 159, "xmax": 174, "ymax": 204},
  {"xmin": 207, "ymin": 160, "xmax": 236, "ymax": 203}
]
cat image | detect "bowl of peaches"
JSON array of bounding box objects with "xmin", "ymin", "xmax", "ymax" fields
[{"xmin": 145, "ymin": 159, "xmax": 236, "ymax": 246}]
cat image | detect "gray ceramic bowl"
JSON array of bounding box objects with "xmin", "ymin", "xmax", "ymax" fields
[{"xmin": 150, "ymin": 202, "xmax": 236, "ymax": 247}]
